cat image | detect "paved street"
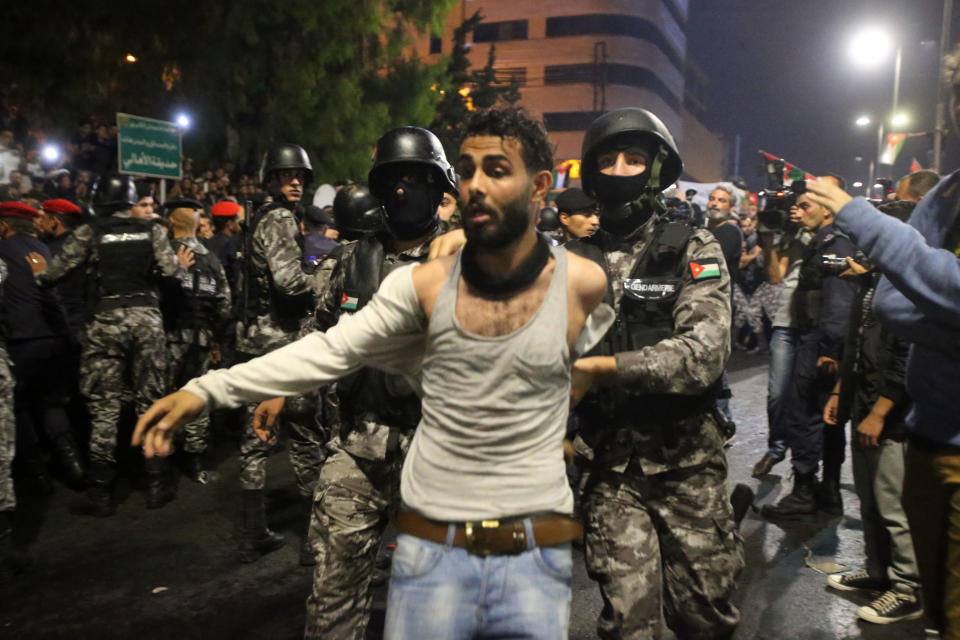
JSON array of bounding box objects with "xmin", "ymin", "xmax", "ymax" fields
[{"xmin": 0, "ymin": 352, "xmax": 933, "ymax": 639}]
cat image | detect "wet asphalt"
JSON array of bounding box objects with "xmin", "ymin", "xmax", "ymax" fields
[{"xmin": 0, "ymin": 351, "xmax": 934, "ymax": 639}]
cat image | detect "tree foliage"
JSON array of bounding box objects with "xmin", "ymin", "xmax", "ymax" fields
[
  {"xmin": 0, "ymin": 0, "xmax": 457, "ymax": 181},
  {"xmin": 429, "ymin": 11, "xmax": 522, "ymax": 159}
]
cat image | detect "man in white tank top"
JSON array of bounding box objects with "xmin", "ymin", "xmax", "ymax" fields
[{"xmin": 133, "ymin": 107, "xmax": 612, "ymax": 640}]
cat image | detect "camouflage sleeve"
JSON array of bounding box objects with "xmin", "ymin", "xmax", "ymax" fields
[
  {"xmin": 215, "ymin": 261, "xmax": 232, "ymax": 322},
  {"xmin": 35, "ymin": 224, "xmax": 94, "ymax": 287},
  {"xmin": 259, "ymin": 210, "xmax": 312, "ymax": 297},
  {"xmin": 614, "ymin": 229, "xmax": 731, "ymax": 395},
  {"xmin": 315, "ymin": 243, "xmax": 355, "ymax": 331},
  {"xmin": 152, "ymin": 224, "xmax": 183, "ymax": 277}
]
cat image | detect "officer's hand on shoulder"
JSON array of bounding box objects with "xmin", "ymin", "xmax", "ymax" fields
[
  {"xmin": 428, "ymin": 229, "xmax": 466, "ymax": 260},
  {"xmin": 176, "ymin": 245, "xmax": 195, "ymax": 268}
]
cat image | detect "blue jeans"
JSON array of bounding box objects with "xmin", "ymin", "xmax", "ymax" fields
[
  {"xmin": 384, "ymin": 530, "xmax": 572, "ymax": 639},
  {"xmin": 767, "ymin": 327, "xmax": 798, "ymax": 458}
]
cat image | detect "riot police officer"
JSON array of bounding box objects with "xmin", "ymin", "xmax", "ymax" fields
[
  {"xmin": 300, "ymin": 127, "xmax": 452, "ymax": 639},
  {"xmin": 161, "ymin": 199, "xmax": 231, "ymax": 482},
  {"xmin": 28, "ymin": 175, "xmax": 192, "ymax": 515},
  {"xmin": 236, "ymin": 144, "xmax": 323, "ymax": 563},
  {"xmin": 569, "ymin": 108, "xmax": 744, "ymax": 639}
]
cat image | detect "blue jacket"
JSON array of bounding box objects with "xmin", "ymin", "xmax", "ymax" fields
[{"xmin": 834, "ymin": 170, "xmax": 960, "ymax": 445}]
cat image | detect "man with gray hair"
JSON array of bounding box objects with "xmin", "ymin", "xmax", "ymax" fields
[{"xmin": 707, "ymin": 183, "xmax": 743, "ymax": 436}]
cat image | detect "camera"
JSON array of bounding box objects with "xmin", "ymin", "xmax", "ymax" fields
[{"xmin": 757, "ymin": 159, "xmax": 804, "ymax": 233}]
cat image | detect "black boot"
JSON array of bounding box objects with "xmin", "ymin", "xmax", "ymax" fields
[
  {"xmin": 183, "ymin": 452, "xmax": 208, "ymax": 484},
  {"xmin": 761, "ymin": 472, "xmax": 818, "ymax": 520},
  {"xmin": 730, "ymin": 483, "xmax": 756, "ymax": 527},
  {"xmin": 299, "ymin": 496, "xmax": 316, "ymax": 567},
  {"xmin": 144, "ymin": 457, "xmax": 175, "ymax": 509},
  {"xmin": 238, "ymin": 490, "xmax": 285, "ymax": 563},
  {"xmin": 77, "ymin": 462, "xmax": 115, "ymax": 517},
  {"xmin": 54, "ymin": 433, "xmax": 85, "ymax": 485},
  {"xmin": 816, "ymin": 474, "xmax": 843, "ymax": 516}
]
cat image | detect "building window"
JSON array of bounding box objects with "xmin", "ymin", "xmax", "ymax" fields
[
  {"xmin": 545, "ymin": 14, "xmax": 683, "ymax": 70},
  {"xmin": 544, "ymin": 63, "xmax": 680, "ymax": 111},
  {"xmin": 474, "ymin": 20, "xmax": 528, "ymax": 43},
  {"xmin": 495, "ymin": 67, "xmax": 527, "ymax": 86},
  {"xmin": 429, "ymin": 36, "xmax": 442, "ymax": 54}
]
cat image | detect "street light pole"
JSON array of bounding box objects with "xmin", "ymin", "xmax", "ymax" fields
[
  {"xmin": 872, "ymin": 45, "xmax": 903, "ymax": 187},
  {"xmin": 934, "ymin": 0, "xmax": 954, "ymax": 173}
]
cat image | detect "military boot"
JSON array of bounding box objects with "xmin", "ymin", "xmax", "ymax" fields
[
  {"xmin": 183, "ymin": 452, "xmax": 208, "ymax": 485},
  {"xmin": 238, "ymin": 490, "xmax": 285, "ymax": 563},
  {"xmin": 761, "ymin": 472, "xmax": 817, "ymax": 520},
  {"xmin": 299, "ymin": 496, "xmax": 316, "ymax": 567},
  {"xmin": 144, "ymin": 457, "xmax": 175, "ymax": 509},
  {"xmin": 53, "ymin": 433, "xmax": 85, "ymax": 485},
  {"xmin": 78, "ymin": 462, "xmax": 115, "ymax": 517}
]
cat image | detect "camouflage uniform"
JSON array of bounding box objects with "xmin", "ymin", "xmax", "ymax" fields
[
  {"xmin": 236, "ymin": 203, "xmax": 322, "ymax": 496},
  {"xmin": 36, "ymin": 217, "xmax": 181, "ymax": 465},
  {"xmin": 304, "ymin": 233, "xmax": 434, "ymax": 640},
  {"xmin": 575, "ymin": 217, "xmax": 745, "ymax": 639},
  {"xmin": 165, "ymin": 236, "xmax": 231, "ymax": 454},
  {"xmin": 0, "ymin": 261, "xmax": 15, "ymax": 512}
]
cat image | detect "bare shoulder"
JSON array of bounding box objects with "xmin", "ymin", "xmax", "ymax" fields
[
  {"xmin": 566, "ymin": 251, "xmax": 607, "ymax": 308},
  {"xmin": 412, "ymin": 254, "xmax": 455, "ymax": 316}
]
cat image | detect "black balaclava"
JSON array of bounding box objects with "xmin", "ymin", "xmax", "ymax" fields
[{"xmin": 382, "ymin": 175, "xmax": 441, "ymax": 241}]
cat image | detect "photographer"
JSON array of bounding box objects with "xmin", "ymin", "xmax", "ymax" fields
[{"xmin": 760, "ymin": 180, "xmax": 859, "ymax": 518}]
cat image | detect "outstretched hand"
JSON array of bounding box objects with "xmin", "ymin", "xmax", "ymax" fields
[
  {"xmin": 132, "ymin": 390, "xmax": 206, "ymax": 457},
  {"xmin": 806, "ymin": 177, "xmax": 853, "ymax": 213},
  {"xmin": 253, "ymin": 397, "xmax": 285, "ymax": 444}
]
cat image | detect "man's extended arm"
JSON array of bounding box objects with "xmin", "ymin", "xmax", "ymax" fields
[{"xmin": 34, "ymin": 224, "xmax": 94, "ymax": 287}]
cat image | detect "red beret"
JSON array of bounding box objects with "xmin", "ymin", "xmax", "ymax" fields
[
  {"xmin": 211, "ymin": 201, "xmax": 242, "ymax": 218},
  {"xmin": 0, "ymin": 201, "xmax": 40, "ymax": 219},
  {"xmin": 41, "ymin": 199, "xmax": 83, "ymax": 215}
]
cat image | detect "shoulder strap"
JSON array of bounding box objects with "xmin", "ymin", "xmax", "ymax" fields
[{"xmin": 342, "ymin": 234, "xmax": 386, "ymax": 310}]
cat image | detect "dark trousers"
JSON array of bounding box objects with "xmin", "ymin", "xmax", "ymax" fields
[
  {"xmin": 782, "ymin": 331, "xmax": 845, "ymax": 476},
  {"xmin": 7, "ymin": 336, "xmax": 72, "ymax": 459}
]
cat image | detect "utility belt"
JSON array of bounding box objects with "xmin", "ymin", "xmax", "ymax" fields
[
  {"xmin": 94, "ymin": 293, "xmax": 158, "ymax": 314},
  {"xmin": 394, "ymin": 510, "xmax": 581, "ymax": 556},
  {"xmin": 579, "ymin": 384, "xmax": 721, "ymax": 426}
]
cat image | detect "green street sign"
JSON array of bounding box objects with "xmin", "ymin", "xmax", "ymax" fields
[{"xmin": 116, "ymin": 113, "xmax": 182, "ymax": 179}]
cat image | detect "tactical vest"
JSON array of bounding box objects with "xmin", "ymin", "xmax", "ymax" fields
[
  {"xmin": 795, "ymin": 228, "xmax": 848, "ymax": 332},
  {"xmin": 569, "ymin": 219, "xmax": 722, "ymax": 426},
  {"xmin": 336, "ymin": 234, "xmax": 422, "ymax": 438},
  {"xmin": 90, "ymin": 216, "xmax": 158, "ymax": 311},
  {"xmin": 164, "ymin": 239, "xmax": 222, "ymax": 331},
  {"xmin": 243, "ymin": 202, "xmax": 313, "ymax": 331}
]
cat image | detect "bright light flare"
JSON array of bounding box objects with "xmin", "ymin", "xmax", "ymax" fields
[
  {"xmin": 42, "ymin": 145, "xmax": 60, "ymax": 162},
  {"xmin": 849, "ymin": 28, "xmax": 893, "ymax": 67},
  {"xmin": 891, "ymin": 113, "xmax": 909, "ymax": 127},
  {"xmin": 852, "ymin": 181, "xmax": 864, "ymax": 188},
  {"xmin": 855, "ymin": 115, "xmax": 871, "ymax": 127},
  {"xmin": 175, "ymin": 113, "xmax": 191, "ymax": 129},
  {"xmin": 125, "ymin": 53, "xmax": 137, "ymax": 63}
]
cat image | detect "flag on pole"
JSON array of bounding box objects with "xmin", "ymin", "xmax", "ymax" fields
[
  {"xmin": 909, "ymin": 157, "xmax": 922, "ymax": 173},
  {"xmin": 880, "ymin": 134, "xmax": 906, "ymax": 165},
  {"xmin": 760, "ymin": 151, "xmax": 816, "ymax": 183}
]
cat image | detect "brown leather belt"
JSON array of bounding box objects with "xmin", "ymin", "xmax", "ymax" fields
[{"xmin": 394, "ymin": 510, "xmax": 582, "ymax": 556}]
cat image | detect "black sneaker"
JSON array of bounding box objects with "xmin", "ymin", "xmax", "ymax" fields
[
  {"xmin": 857, "ymin": 589, "xmax": 924, "ymax": 624},
  {"xmin": 827, "ymin": 570, "xmax": 889, "ymax": 593}
]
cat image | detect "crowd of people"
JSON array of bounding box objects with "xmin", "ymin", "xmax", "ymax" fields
[{"xmin": 0, "ymin": 46, "xmax": 959, "ymax": 640}]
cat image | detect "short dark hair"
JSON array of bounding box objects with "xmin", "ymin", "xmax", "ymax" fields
[
  {"xmin": 212, "ymin": 216, "xmax": 232, "ymax": 233},
  {"xmin": 904, "ymin": 170, "xmax": 940, "ymax": 200},
  {"xmin": 823, "ymin": 173, "xmax": 846, "ymax": 191},
  {"xmin": 462, "ymin": 106, "xmax": 554, "ymax": 174},
  {"xmin": 3, "ymin": 217, "xmax": 37, "ymax": 235},
  {"xmin": 51, "ymin": 211, "xmax": 84, "ymax": 232}
]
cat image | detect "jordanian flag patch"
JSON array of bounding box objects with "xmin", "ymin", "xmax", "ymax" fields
[
  {"xmin": 689, "ymin": 258, "xmax": 721, "ymax": 281},
  {"xmin": 340, "ymin": 292, "xmax": 358, "ymax": 311}
]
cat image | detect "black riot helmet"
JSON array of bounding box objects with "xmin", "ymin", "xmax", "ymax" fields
[
  {"xmin": 537, "ymin": 206, "xmax": 561, "ymax": 232},
  {"xmin": 259, "ymin": 143, "xmax": 314, "ymax": 188},
  {"xmin": 367, "ymin": 127, "xmax": 458, "ymax": 198},
  {"xmin": 367, "ymin": 127, "xmax": 454, "ymax": 241},
  {"xmin": 580, "ymin": 108, "xmax": 683, "ymax": 233},
  {"xmin": 91, "ymin": 174, "xmax": 137, "ymax": 215},
  {"xmin": 333, "ymin": 183, "xmax": 385, "ymax": 242}
]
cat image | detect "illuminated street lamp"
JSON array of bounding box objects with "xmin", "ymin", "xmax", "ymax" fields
[
  {"xmin": 849, "ymin": 28, "xmax": 894, "ymax": 67},
  {"xmin": 855, "ymin": 115, "xmax": 872, "ymax": 127},
  {"xmin": 175, "ymin": 113, "xmax": 191, "ymax": 129},
  {"xmin": 125, "ymin": 53, "xmax": 137, "ymax": 63},
  {"xmin": 42, "ymin": 145, "xmax": 60, "ymax": 163},
  {"xmin": 891, "ymin": 113, "xmax": 909, "ymax": 127}
]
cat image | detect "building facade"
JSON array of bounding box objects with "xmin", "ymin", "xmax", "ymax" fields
[{"xmin": 413, "ymin": 0, "xmax": 727, "ymax": 183}]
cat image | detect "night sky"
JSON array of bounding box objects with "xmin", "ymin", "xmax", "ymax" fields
[{"xmin": 687, "ymin": 0, "xmax": 960, "ymax": 191}]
